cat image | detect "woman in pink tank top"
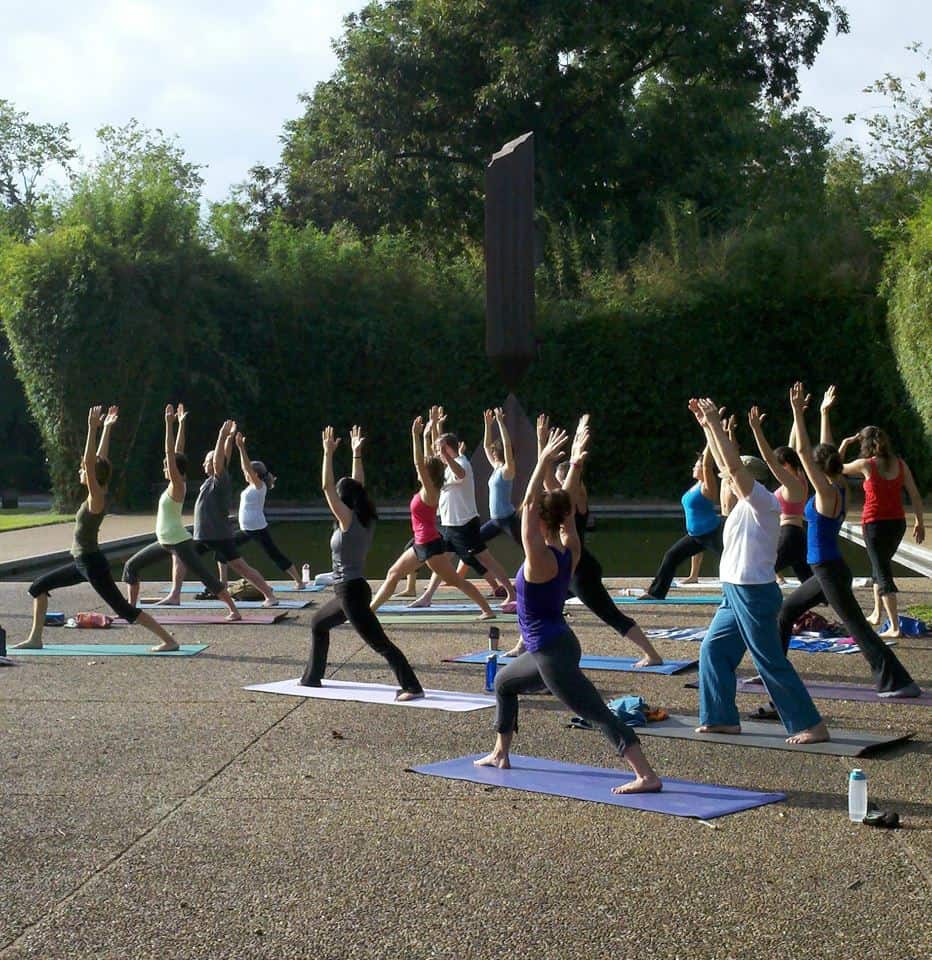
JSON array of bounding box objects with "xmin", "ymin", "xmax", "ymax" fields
[{"xmin": 369, "ymin": 413, "xmax": 496, "ymax": 619}]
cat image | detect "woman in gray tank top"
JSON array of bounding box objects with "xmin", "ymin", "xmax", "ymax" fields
[
  {"xmin": 299, "ymin": 426, "xmax": 423, "ymax": 699},
  {"xmin": 16, "ymin": 405, "xmax": 179, "ymax": 652}
]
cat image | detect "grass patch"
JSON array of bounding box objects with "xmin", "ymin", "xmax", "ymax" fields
[
  {"xmin": 906, "ymin": 603, "xmax": 932, "ymax": 624},
  {"xmin": 0, "ymin": 509, "xmax": 72, "ymax": 532}
]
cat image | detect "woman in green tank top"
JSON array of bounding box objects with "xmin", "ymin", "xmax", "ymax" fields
[{"xmin": 16, "ymin": 406, "xmax": 180, "ymax": 652}]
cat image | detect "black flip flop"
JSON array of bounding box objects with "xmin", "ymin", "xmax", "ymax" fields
[{"xmin": 747, "ymin": 705, "xmax": 780, "ymax": 722}]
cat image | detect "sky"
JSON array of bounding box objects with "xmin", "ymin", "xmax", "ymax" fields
[{"xmin": 1, "ymin": 0, "xmax": 929, "ymax": 203}]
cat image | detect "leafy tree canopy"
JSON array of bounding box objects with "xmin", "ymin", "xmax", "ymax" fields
[{"xmin": 262, "ymin": 0, "xmax": 847, "ymax": 257}]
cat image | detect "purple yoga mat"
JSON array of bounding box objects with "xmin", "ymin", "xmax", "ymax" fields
[
  {"xmin": 409, "ymin": 754, "xmax": 785, "ymax": 820},
  {"xmin": 737, "ymin": 677, "xmax": 932, "ymax": 705}
]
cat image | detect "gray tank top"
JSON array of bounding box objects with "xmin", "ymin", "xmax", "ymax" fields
[
  {"xmin": 70, "ymin": 500, "xmax": 105, "ymax": 557},
  {"xmin": 330, "ymin": 515, "xmax": 374, "ymax": 583}
]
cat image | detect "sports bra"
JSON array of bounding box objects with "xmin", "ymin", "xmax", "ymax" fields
[{"xmin": 775, "ymin": 488, "xmax": 806, "ymax": 517}]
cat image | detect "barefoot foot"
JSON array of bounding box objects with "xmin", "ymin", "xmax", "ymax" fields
[
  {"xmin": 478, "ymin": 612, "xmax": 497, "ymax": 621},
  {"xmin": 474, "ymin": 751, "xmax": 510, "ymax": 769},
  {"xmin": 634, "ymin": 656, "xmax": 663, "ymax": 668},
  {"xmin": 262, "ymin": 597, "xmax": 279, "ymax": 608},
  {"xmin": 226, "ymin": 612, "xmax": 242, "ymax": 622},
  {"xmin": 13, "ymin": 637, "xmax": 42, "ymax": 650},
  {"xmin": 878, "ymin": 627, "xmax": 901, "ymax": 639},
  {"xmin": 695, "ymin": 724, "xmax": 741, "ymax": 734},
  {"xmin": 503, "ymin": 642, "xmax": 525, "ymax": 658},
  {"xmin": 786, "ymin": 721, "xmax": 830, "ymax": 745},
  {"xmin": 152, "ymin": 596, "xmax": 181, "ymax": 606},
  {"xmin": 150, "ymin": 640, "xmax": 180, "ymax": 653},
  {"xmin": 395, "ymin": 690, "xmax": 425, "ymax": 702},
  {"xmin": 406, "ymin": 597, "xmax": 432, "ymax": 609},
  {"xmin": 612, "ymin": 775, "xmax": 662, "ymax": 795}
]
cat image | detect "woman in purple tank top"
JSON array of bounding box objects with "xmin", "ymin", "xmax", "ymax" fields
[{"xmin": 474, "ymin": 421, "xmax": 662, "ymax": 796}]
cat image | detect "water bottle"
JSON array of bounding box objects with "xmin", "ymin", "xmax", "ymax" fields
[
  {"xmin": 848, "ymin": 769, "xmax": 868, "ymax": 822},
  {"xmin": 485, "ymin": 626, "xmax": 501, "ymax": 692},
  {"xmin": 301, "ymin": 563, "xmax": 310, "ymax": 585},
  {"xmin": 0, "ymin": 626, "xmax": 6, "ymax": 657}
]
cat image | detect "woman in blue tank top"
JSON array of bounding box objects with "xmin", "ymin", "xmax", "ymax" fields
[
  {"xmin": 638, "ymin": 443, "xmax": 723, "ymax": 599},
  {"xmin": 777, "ymin": 384, "xmax": 918, "ymax": 697},
  {"xmin": 474, "ymin": 421, "xmax": 662, "ymax": 795}
]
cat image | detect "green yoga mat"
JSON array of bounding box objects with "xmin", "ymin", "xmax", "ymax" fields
[{"xmin": 7, "ymin": 643, "xmax": 208, "ymax": 657}]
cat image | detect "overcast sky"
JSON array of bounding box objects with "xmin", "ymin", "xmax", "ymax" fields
[{"xmin": 2, "ymin": 0, "xmax": 929, "ymax": 203}]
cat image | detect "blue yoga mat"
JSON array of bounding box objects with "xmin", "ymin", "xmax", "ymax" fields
[
  {"xmin": 410, "ymin": 754, "xmax": 785, "ymax": 819},
  {"xmin": 445, "ymin": 651, "xmax": 698, "ymax": 675},
  {"xmin": 170, "ymin": 583, "xmax": 324, "ymax": 594},
  {"xmin": 614, "ymin": 596, "xmax": 722, "ymax": 605},
  {"xmin": 7, "ymin": 643, "xmax": 208, "ymax": 657}
]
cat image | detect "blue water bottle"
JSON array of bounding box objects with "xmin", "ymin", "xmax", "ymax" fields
[{"xmin": 485, "ymin": 626, "xmax": 500, "ymax": 692}]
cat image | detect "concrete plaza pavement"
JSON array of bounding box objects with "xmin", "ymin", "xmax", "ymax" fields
[{"xmin": 1, "ymin": 574, "xmax": 930, "ymax": 960}]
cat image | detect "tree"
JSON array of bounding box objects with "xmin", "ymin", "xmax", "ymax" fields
[
  {"xmin": 0, "ymin": 100, "xmax": 75, "ymax": 240},
  {"xmin": 264, "ymin": 0, "xmax": 847, "ymax": 256}
]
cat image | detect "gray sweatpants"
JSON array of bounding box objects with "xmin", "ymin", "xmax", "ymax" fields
[{"xmin": 493, "ymin": 627, "xmax": 638, "ymax": 752}]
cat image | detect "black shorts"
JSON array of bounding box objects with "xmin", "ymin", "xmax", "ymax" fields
[
  {"xmin": 441, "ymin": 518, "xmax": 487, "ymax": 575},
  {"xmin": 196, "ymin": 538, "xmax": 240, "ymax": 563},
  {"xmin": 413, "ymin": 539, "xmax": 444, "ymax": 562}
]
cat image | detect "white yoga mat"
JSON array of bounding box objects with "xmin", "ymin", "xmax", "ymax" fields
[
  {"xmin": 669, "ymin": 577, "xmax": 871, "ymax": 590},
  {"xmin": 244, "ymin": 678, "xmax": 496, "ymax": 712}
]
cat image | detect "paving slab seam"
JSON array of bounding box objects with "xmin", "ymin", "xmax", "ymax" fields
[
  {"xmin": 891, "ymin": 831, "xmax": 932, "ymax": 890},
  {"xmin": 0, "ymin": 697, "xmax": 308, "ymax": 957}
]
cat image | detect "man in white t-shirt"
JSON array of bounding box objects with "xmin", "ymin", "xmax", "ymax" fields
[
  {"xmin": 409, "ymin": 429, "xmax": 516, "ymax": 610},
  {"xmin": 690, "ymin": 398, "xmax": 829, "ymax": 746}
]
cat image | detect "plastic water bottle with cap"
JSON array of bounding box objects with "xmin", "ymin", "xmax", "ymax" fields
[
  {"xmin": 301, "ymin": 563, "xmax": 311, "ymax": 586},
  {"xmin": 848, "ymin": 769, "xmax": 868, "ymax": 822},
  {"xmin": 485, "ymin": 626, "xmax": 500, "ymax": 693}
]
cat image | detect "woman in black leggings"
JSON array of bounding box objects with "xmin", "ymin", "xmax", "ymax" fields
[
  {"xmin": 16, "ymin": 405, "xmax": 178, "ymax": 652},
  {"xmin": 777, "ymin": 384, "xmax": 919, "ymax": 697},
  {"xmin": 299, "ymin": 426, "xmax": 423, "ymax": 700}
]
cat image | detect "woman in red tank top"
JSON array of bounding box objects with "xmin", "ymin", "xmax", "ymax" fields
[
  {"xmin": 368, "ymin": 413, "xmax": 496, "ymax": 619},
  {"xmin": 838, "ymin": 424, "xmax": 925, "ymax": 637}
]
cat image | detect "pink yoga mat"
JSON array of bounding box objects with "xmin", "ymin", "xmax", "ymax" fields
[{"xmin": 115, "ymin": 612, "xmax": 290, "ymax": 625}]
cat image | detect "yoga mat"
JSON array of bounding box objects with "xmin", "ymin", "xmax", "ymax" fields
[
  {"xmin": 611, "ymin": 595, "xmax": 723, "ymax": 606},
  {"xmin": 116, "ymin": 612, "xmax": 290, "ymax": 625},
  {"xmin": 644, "ymin": 627, "xmax": 870, "ymax": 655},
  {"xmin": 409, "ymin": 754, "xmax": 785, "ymax": 820},
  {"xmin": 376, "ymin": 615, "xmax": 520, "ymax": 625},
  {"xmin": 169, "ymin": 583, "xmax": 324, "ymax": 594},
  {"xmin": 244, "ymin": 677, "xmax": 495, "ymax": 712},
  {"xmin": 633, "ymin": 714, "xmax": 913, "ymax": 756},
  {"xmin": 376, "ymin": 603, "xmax": 508, "ymax": 614},
  {"xmin": 142, "ymin": 598, "xmax": 312, "ymax": 609},
  {"xmin": 667, "ymin": 577, "xmax": 870, "ymax": 590},
  {"xmin": 444, "ymin": 651, "xmax": 698, "ymax": 675},
  {"xmin": 735, "ymin": 677, "xmax": 932, "ymax": 706},
  {"xmin": 7, "ymin": 643, "xmax": 207, "ymax": 657}
]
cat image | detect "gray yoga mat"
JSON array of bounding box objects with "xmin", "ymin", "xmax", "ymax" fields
[
  {"xmin": 632, "ymin": 714, "xmax": 913, "ymax": 756},
  {"xmin": 684, "ymin": 678, "xmax": 932, "ymax": 706}
]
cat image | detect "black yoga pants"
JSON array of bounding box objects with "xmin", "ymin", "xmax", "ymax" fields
[
  {"xmin": 122, "ymin": 538, "xmax": 224, "ymax": 594},
  {"xmin": 301, "ymin": 578, "xmax": 422, "ymax": 694},
  {"xmin": 493, "ymin": 627, "xmax": 638, "ymax": 752},
  {"xmin": 234, "ymin": 527, "xmax": 294, "ymax": 571},
  {"xmin": 572, "ymin": 548, "xmax": 636, "ymax": 634},
  {"xmin": 863, "ymin": 519, "xmax": 906, "ymax": 596},
  {"xmin": 30, "ymin": 551, "xmax": 140, "ymax": 623},
  {"xmin": 774, "ymin": 524, "xmax": 813, "ymax": 582},
  {"xmin": 647, "ymin": 524, "xmax": 723, "ymax": 599},
  {"xmin": 777, "ymin": 556, "xmax": 913, "ymax": 693}
]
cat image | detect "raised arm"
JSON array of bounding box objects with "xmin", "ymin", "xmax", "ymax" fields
[
  {"xmin": 350, "ymin": 425, "xmax": 365, "ymax": 485},
  {"xmin": 210, "ymin": 420, "xmax": 233, "ymax": 477},
  {"xmin": 221, "ymin": 421, "xmax": 236, "ymax": 474},
  {"xmin": 174, "ymin": 403, "xmax": 188, "ymax": 455},
  {"xmin": 321, "ymin": 427, "xmax": 353, "ymax": 531},
  {"xmin": 494, "ymin": 408, "xmax": 516, "ymax": 480},
  {"xmin": 902, "ymin": 460, "xmax": 926, "ymax": 544},
  {"xmin": 481, "ymin": 409, "xmax": 496, "ymax": 467},
  {"xmin": 164, "ymin": 404, "xmax": 185, "ymax": 499},
  {"xmin": 561, "ymin": 414, "xmax": 590, "ymax": 501},
  {"xmin": 521, "ymin": 427, "xmax": 569, "ymax": 579},
  {"xmin": 690, "ymin": 399, "xmax": 755, "ymax": 499},
  {"xmin": 819, "ymin": 385, "xmax": 837, "ymax": 446},
  {"xmin": 83, "ymin": 406, "xmax": 105, "ymax": 509},
  {"xmin": 235, "ymin": 433, "xmax": 262, "ymax": 488},
  {"xmin": 535, "ymin": 412, "xmax": 560, "ymax": 492},
  {"xmin": 412, "ymin": 416, "xmax": 437, "ymax": 498},
  {"xmin": 790, "ymin": 382, "xmax": 838, "ymax": 509},
  {"xmin": 748, "ymin": 406, "xmax": 799, "ymax": 490}
]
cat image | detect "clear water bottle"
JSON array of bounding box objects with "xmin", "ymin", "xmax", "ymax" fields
[
  {"xmin": 485, "ymin": 626, "xmax": 501, "ymax": 692},
  {"xmin": 848, "ymin": 769, "xmax": 868, "ymax": 822},
  {"xmin": 301, "ymin": 563, "xmax": 310, "ymax": 585}
]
